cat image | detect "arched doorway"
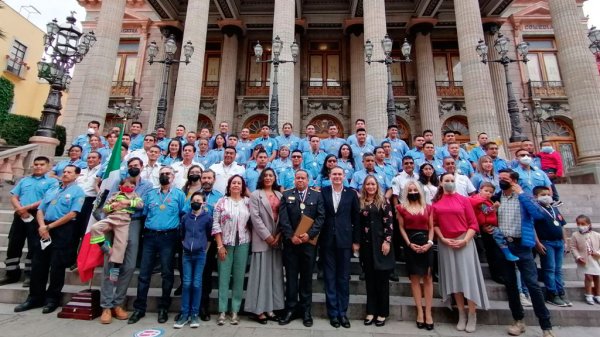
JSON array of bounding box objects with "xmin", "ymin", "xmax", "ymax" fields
[
  {"xmin": 243, "ymin": 114, "xmax": 268, "ymax": 140},
  {"xmin": 197, "ymin": 114, "xmax": 213, "ymax": 133},
  {"xmin": 308, "ymin": 114, "xmax": 344, "ymax": 138},
  {"xmin": 541, "ymin": 118, "xmax": 577, "ymax": 170},
  {"xmin": 395, "ymin": 116, "xmax": 411, "ymax": 145},
  {"xmin": 442, "ymin": 116, "xmax": 470, "ymax": 143}
]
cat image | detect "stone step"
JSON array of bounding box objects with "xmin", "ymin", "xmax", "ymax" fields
[
  {"xmin": 0, "ymin": 284, "xmax": 598, "ymax": 326},
  {"xmin": 0, "ymin": 211, "xmax": 13, "ymax": 223}
]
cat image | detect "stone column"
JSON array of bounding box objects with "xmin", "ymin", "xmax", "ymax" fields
[
  {"xmin": 413, "ymin": 23, "xmax": 442, "ymax": 146},
  {"xmin": 454, "ymin": 0, "xmax": 501, "ymax": 141},
  {"xmin": 484, "ymin": 24, "xmax": 512, "ymax": 145},
  {"xmin": 363, "ymin": 0, "xmax": 389, "ymax": 138},
  {"xmin": 69, "ymin": 0, "xmax": 127, "ymax": 137},
  {"xmin": 214, "ymin": 29, "xmax": 240, "ymax": 127},
  {"xmin": 294, "ymin": 31, "xmax": 302, "ymax": 132},
  {"xmin": 270, "ymin": 0, "xmax": 296, "ymax": 130},
  {"xmin": 170, "ymin": 0, "xmax": 210, "ymax": 132},
  {"xmin": 349, "ymin": 27, "xmax": 366, "ymax": 123},
  {"xmin": 548, "ymin": 0, "xmax": 600, "ymax": 182}
]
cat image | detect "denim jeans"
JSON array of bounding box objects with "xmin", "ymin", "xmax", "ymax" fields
[
  {"xmin": 181, "ymin": 250, "xmax": 206, "ymax": 317},
  {"xmin": 133, "ymin": 230, "xmax": 178, "ymax": 313},
  {"xmin": 539, "ymin": 240, "xmax": 564, "ymax": 296}
]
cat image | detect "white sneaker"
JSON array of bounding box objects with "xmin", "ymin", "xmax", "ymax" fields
[
  {"xmin": 520, "ymin": 293, "xmax": 533, "ymax": 307},
  {"xmin": 507, "ymin": 320, "xmax": 526, "ymax": 336},
  {"xmin": 585, "ymin": 294, "xmax": 595, "ymax": 305}
]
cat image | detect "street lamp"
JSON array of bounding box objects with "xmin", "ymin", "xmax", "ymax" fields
[
  {"xmin": 588, "ymin": 26, "xmax": 600, "ymax": 56},
  {"xmin": 364, "ymin": 34, "xmax": 412, "ymax": 127},
  {"xmin": 522, "ymin": 103, "xmax": 555, "ymax": 141},
  {"xmin": 35, "ymin": 12, "xmax": 95, "ymax": 138},
  {"xmin": 146, "ymin": 34, "xmax": 194, "ymax": 130},
  {"xmin": 477, "ymin": 29, "xmax": 529, "ymax": 143},
  {"xmin": 254, "ymin": 36, "xmax": 299, "ymax": 136}
]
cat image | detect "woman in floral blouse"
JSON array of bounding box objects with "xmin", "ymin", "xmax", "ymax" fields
[
  {"xmin": 212, "ymin": 175, "xmax": 251, "ymax": 325},
  {"xmin": 356, "ymin": 175, "xmax": 395, "ymax": 327}
]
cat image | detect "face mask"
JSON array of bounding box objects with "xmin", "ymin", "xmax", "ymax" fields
[
  {"xmin": 120, "ymin": 186, "xmax": 135, "ymax": 194},
  {"xmin": 519, "ymin": 156, "xmax": 532, "ymax": 165},
  {"xmin": 407, "ymin": 193, "xmax": 420, "ymax": 202},
  {"xmin": 159, "ymin": 174, "xmax": 170, "ymax": 186},
  {"xmin": 188, "ymin": 174, "xmax": 200, "ymax": 182},
  {"xmin": 443, "ymin": 182, "xmax": 456, "ymax": 193},
  {"xmin": 190, "ymin": 202, "xmax": 202, "ymax": 211},
  {"xmin": 127, "ymin": 168, "xmax": 140, "ymax": 178},
  {"xmin": 537, "ymin": 195, "xmax": 553, "ymax": 206},
  {"xmin": 578, "ymin": 225, "xmax": 591, "ymax": 234},
  {"xmin": 541, "ymin": 146, "xmax": 553, "ymax": 154},
  {"xmin": 499, "ymin": 180, "xmax": 512, "ymax": 191},
  {"xmin": 87, "ymin": 128, "xmax": 96, "ymax": 135}
]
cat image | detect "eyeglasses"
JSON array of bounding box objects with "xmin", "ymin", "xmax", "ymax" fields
[
  {"xmin": 291, "ymin": 155, "xmax": 302, "ymax": 158},
  {"xmin": 327, "ymin": 160, "xmax": 337, "ymax": 163},
  {"xmin": 144, "ymin": 139, "xmax": 154, "ymax": 142},
  {"xmin": 404, "ymin": 162, "xmax": 414, "ymax": 165}
]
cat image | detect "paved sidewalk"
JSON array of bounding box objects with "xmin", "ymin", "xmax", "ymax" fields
[{"xmin": 0, "ymin": 304, "xmax": 598, "ymax": 337}]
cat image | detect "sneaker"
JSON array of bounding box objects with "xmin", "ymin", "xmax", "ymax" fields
[
  {"xmin": 594, "ymin": 296, "xmax": 600, "ymax": 304},
  {"xmin": 230, "ymin": 312, "xmax": 239, "ymax": 325},
  {"xmin": 217, "ymin": 312, "xmax": 226, "ymax": 325},
  {"xmin": 100, "ymin": 241, "xmax": 112, "ymax": 255},
  {"xmin": 585, "ymin": 294, "xmax": 595, "ymax": 305},
  {"xmin": 520, "ymin": 293, "xmax": 532, "ymax": 307},
  {"xmin": 108, "ymin": 267, "xmax": 119, "ymax": 283},
  {"xmin": 543, "ymin": 330, "xmax": 556, "ymax": 337},
  {"xmin": 190, "ymin": 315, "xmax": 200, "ymax": 328},
  {"xmin": 173, "ymin": 314, "xmax": 189, "ymax": 329},
  {"xmin": 546, "ymin": 294, "xmax": 568, "ymax": 307},
  {"xmin": 559, "ymin": 294, "xmax": 572, "ymax": 307},
  {"xmin": 507, "ymin": 320, "xmax": 526, "ymax": 336}
]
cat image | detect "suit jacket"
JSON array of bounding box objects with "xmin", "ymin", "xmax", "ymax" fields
[
  {"xmin": 279, "ymin": 187, "xmax": 325, "ymax": 240},
  {"xmin": 249, "ymin": 189, "xmax": 283, "ymax": 252},
  {"xmin": 319, "ymin": 185, "xmax": 360, "ymax": 249}
]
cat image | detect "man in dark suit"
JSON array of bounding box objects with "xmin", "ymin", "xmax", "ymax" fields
[
  {"xmin": 320, "ymin": 166, "xmax": 360, "ymax": 328},
  {"xmin": 278, "ymin": 169, "xmax": 325, "ymax": 327}
]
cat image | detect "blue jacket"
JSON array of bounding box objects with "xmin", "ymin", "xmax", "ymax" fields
[
  {"xmin": 494, "ymin": 191, "xmax": 547, "ymax": 248},
  {"xmin": 180, "ymin": 211, "xmax": 213, "ymax": 253}
]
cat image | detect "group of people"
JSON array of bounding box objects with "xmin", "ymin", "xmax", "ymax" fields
[{"xmin": 1, "ymin": 118, "xmax": 598, "ymax": 337}]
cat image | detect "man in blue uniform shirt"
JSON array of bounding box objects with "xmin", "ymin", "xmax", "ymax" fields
[
  {"xmin": 350, "ymin": 153, "xmax": 392, "ymax": 198},
  {"xmin": 244, "ymin": 150, "xmax": 270, "ymax": 192},
  {"xmin": 350, "ymin": 128, "xmax": 375, "ymax": 171},
  {"xmin": 382, "ymin": 125, "xmax": 410, "ymax": 161},
  {"xmin": 321, "ymin": 124, "xmax": 346, "ymax": 155},
  {"xmin": 253, "ymin": 125, "xmax": 278, "ymax": 162},
  {"xmin": 416, "ymin": 141, "xmax": 445, "ymax": 175},
  {"xmin": 14, "ymin": 165, "xmax": 84, "ymax": 314},
  {"xmin": 276, "ymin": 122, "xmax": 301, "ymax": 152},
  {"xmin": 71, "ymin": 120, "xmax": 107, "ymax": 149},
  {"xmin": 347, "ymin": 119, "xmax": 377, "ymax": 147},
  {"xmin": 513, "ymin": 148, "xmax": 552, "ymax": 195},
  {"xmin": 0, "ymin": 157, "xmax": 58, "ymax": 286},
  {"xmin": 405, "ymin": 135, "xmax": 426, "ymax": 161},
  {"xmin": 279, "ymin": 150, "xmax": 314, "ymax": 190},
  {"xmin": 303, "ymin": 136, "xmax": 327, "ymax": 187},
  {"xmin": 128, "ymin": 121, "xmax": 145, "ymax": 151},
  {"xmin": 235, "ymin": 128, "xmax": 254, "ymax": 164}
]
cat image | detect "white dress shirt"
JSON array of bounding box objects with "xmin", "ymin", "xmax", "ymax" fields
[
  {"xmin": 172, "ymin": 160, "xmax": 204, "ymax": 189},
  {"xmin": 125, "ymin": 148, "xmax": 149, "ymax": 166},
  {"xmin": 209, "ymin": 161, "xmax": 246, "ymax": 195},
  {"xmin": 391, "ymin": 171, "xmax": 420, "ymax": 196},
  {"xmin": 454, "ymin": 173, "xmax": 476, "ymax": 197},
  {"xmin": 141, "ymin": 161, "xmax": 161, "ymax": 188},
  {"xmin": 76, "ymin": 165, "xmax": 101, "ymax": 197}
]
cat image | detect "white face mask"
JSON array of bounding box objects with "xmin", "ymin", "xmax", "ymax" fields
[
  {"xmin": 578, "ymin": 225, "xmax": 590, "ymax": 234},
  {"xmin": 541, "ymin": 146, "xmax": 553, "ymax": 154},
  {"xmin": 87, "ymin": 128, "xmax": 96, "ymax": 135},
  {"xmin": 519, "ymin": 155, "xmax": 532, "ymax": 165},
  {"xmin": 537, "ymin": 195, "xmax": 553, "ymax": 206}
]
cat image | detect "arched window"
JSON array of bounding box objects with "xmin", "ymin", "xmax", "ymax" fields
[
  {"xmin": 308, "ymin": 115, "xmax": 344, "ymax": 138},
  {"xmin": 243, "ymin": 114, "xmax": 268, "ymax": 140}
]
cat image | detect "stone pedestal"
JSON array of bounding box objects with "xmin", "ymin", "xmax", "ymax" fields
[
  {"xmin": 29, "ymin": 136, "xmax": 60, "ymax": 159},
  {"xmin": 567, "ymin": 163, "xmax": 600, "ymax": 184}
]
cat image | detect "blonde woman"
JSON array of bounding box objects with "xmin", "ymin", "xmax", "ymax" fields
[
  {"xmin": 396, "ymin": 181, "xmax": 434, "ymax": 330},
  {"xmin": 357, "ymin": 175, "xmax": 395, "ymax": 327}
]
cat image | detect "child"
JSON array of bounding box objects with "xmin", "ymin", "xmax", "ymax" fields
[
  {"xmin": 90, "ymin": 177, "xmax": 143, "ymax": 282},
  {"xmin": 470, "ymin": 182, "xmax": 519, "ymax": 261},
  {"xmin": 570, "ymin": 214, "xmax": 600, "ymax": 305},
  {"xmin": 532, "ymin": 186, "xmax": 570, "ymax": 307},
  {"xmin": 174, "ymin": 192, "xmax": 213, "ymax": 329}
]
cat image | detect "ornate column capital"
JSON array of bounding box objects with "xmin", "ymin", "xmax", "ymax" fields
[
  {"xmin": 217, "ymin": 18, "xmax": 245, "ymax": 37},
  {"xmin": 343, "ymin": 18, "xmax": 364, "ymax": 36},
  {"xmin": 482, "ymin": 19, "xmax": 505, "ymax": 35},
  {"xmin": 407, "ymin": 18, "xmax": 438, "ymax": 37}
]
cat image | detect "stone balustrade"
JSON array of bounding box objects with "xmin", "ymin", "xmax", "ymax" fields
[{"xmin": 0, "ymin": 144, "xmax": 40, "ymax": 184}]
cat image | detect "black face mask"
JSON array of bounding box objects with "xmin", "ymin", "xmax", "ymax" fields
[
  {"xmin": 128, "ymin": 167, "xmax": 140, "ymax": 177},
  {"xmin": 190, "ymin": 202, "xmax": 202, "ymax": 211},
  {"xmin": 407, "ymin": 193, "xmax": 420, "ymax": 201},
  {"xmin": 499, "ymin": 180, "xmax": 512, "ymax": 191},
  {"xmin": 188, "ymin": 174, "xmax": 200, "ymax": 182},
  {"xmin": 159, "ymin": 174, "xmax": 170, "ymax": 186}
]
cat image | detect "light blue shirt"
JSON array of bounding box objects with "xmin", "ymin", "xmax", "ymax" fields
[
  {"xmin": 351, "ymin": 143, "xmax": 375, "ymax": 171},
  {"xmin": 72, "ymin": 134, "xmax": 107, "ymax": 149},
  {"xmin": 337, "ymin": 159, "xmax": 356, "ymax": 182},
  {"xmin": 82, "ymin": 147, "xmax": 110, "ymax": 164},
  {"xmin": 275, "ymin": 134, "xmax": 301, "ymax": 152},
  {"xmin": 278, "ymin": 167, "xmax": 314, "ymax": 190},
  {"xmin": 11, "ymin": 174, "xmax": 59, "ymax": 206},
  {"xmin": 39, "ymin": 182, "xmax": 85, "ymax": 221},
  {"xmin": 297, "ymin": 137, "xmax": 313, "ymax": 153},
  {"xmin": 454, "ymin": 157, "xmax": 474, "ymax": 177},
  {"xmin": 157, "ymin": 137, "xmax": 171, "ymax": 153},
  {"xmin": 383, "ymin": 137, "xmax": 410, "ymax": 160},
  {"xmin": 253, "ymin": 137, "xmax": 279, "ymax": 157},
  {"xmin": 321, "ymin": 137, "xmax": 346, "ymax": 155},
  {"xmin": 129, "ymin": 133, "xmax": 145, "ymax": 151},
  {"xmin": 415, "ymin": 157, "xmax": 445, "ymax": 175},
  {"xmin": 182, "ymin": 189, "xmax": 223, "ymax": 215},
  {"xmin": 208, "ymin": 149, "xmax": 225, "ymax": 166},
  {"xmin": 469, "ymin": 146, "xmax": 486, "ymax": 163},
  {"xmin": 375, "ymin": 162, "xmax": 397, "ymax": 181},
  {"xmin": 160, "ymin": 155, "xmax": 182, "ymax": 166},
  {"xmin": 52, "ymin": 159, "xmax": 87, "ymax": 177},
  {"xmin": 316, "ymin": 174, "xmax": 349, "ymax": 188},
  {"xmin": 405, "ymin": 148, "xmax": 425, "ymax": 161},
  {"xmin": 510, "ymin": 157, "xmax": 542, "ymax": 171},
  {"xmin": 350, "ymin": 169, "xmax": 392, "ymax": 191},
  {"xmin": 493, "ymin": 157, "xmax": 509, "ymax": 174},
  {"xmin": 143, "ymin": 187, "xmax": 186, "ymax": 230},
  {"xmin": 235, "ymin": 140, "xmax": 254, "ymax": 164},
  {"xmin": 194, "ymin": 152, "xmax": 213, "ymax": 169},
  {"xmin": 302, "ymin": 151, "xmax": 327, "ymax": 185},
  {"xmin": 243, "ymin": 166, "xmax": 269, "ymax": 192},
  {"xmin": 347, "ymin": 133, "xmax": 377, "ymax": 147},
  {"xmin": 436, "ymin": 145, "xmax": 471, "ymax": 161},
  {"xmin": 271, "ymin": 158, "xmax": 293, "ymax": 176},
  {"xmin": 513, "ymin": 165, "xmax": 552, "ymax": 195},
  {"xmin": 383, "ymin": 157, "xmax": 401, "ymax": 174},
  {"xmin": 471, "ymin": 173, "xmax": 500, "ymax": 193}
]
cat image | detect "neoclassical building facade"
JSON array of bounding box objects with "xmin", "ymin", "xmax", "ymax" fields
[{"xmin": 63, "ymin": 0, "xmax": 600, "ymax": 182}]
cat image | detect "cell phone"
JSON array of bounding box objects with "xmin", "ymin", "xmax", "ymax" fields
[{"xmin": 40, "ymin": 237, "xmax": 52, "ymax": 250}]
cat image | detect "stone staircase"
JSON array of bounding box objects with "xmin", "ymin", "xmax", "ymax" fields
[{"xmin": 0, "ymin": 183, "xmax": 600, "ymax": 326}]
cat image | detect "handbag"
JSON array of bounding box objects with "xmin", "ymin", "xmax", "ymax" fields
[{"xmin": 409, "ymin": 231, "xmax": 428, "ymax": 246}]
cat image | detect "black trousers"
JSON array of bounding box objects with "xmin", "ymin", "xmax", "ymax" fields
[
  {"xmin": 201, "ymin": 241, "xmax": 217, "ymax": 312},
  {"xmin": 4, "ymin": 211, "xmax": 36, "ymax": 280},
  {"xmin": 481, "ymin": 232, "xmax": 507, "ymax": 284},
  {"xmin": 28, "ymin": 221, "xmax": 73, "ymax": 305},
  {"xmin": 362, "ymin": 243, "xmax": 391, "ymax": 317},
  {"xmin": 283, "ymin": 241, "xmax": 316, "ymax": 313}
]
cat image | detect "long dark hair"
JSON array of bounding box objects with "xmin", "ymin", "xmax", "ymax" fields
[
  {"xmin": 256, "ymin": 167, "xmax": 281, "ymax": 191},
  {"xmin": 432, "ymin": 172, "xmax": 454, "ymax": 203},
  {"xmin": 225, "ymin": 174, "xmax": 247, "ymax": 197},
  {"xmin": 183, "ymin": 165, "xmax": 203, "ymax": 195},
  {"xmin": 338, "ymin": 144, "xmax": 355, "ymax": 168},
  {"xmin": 418, "ymin": 162, "xmax": 439, "ymax": 187},
  {"xmin": 320, "ymin": 154, "xmax": 337, "ymax": 178},
  {"xmin": 212, "ymin": 134, "xmax": 227, "ymax": 149},
  {"xmin": 166, "ymin": 139, "xmax": 183, "ymax": 159}
]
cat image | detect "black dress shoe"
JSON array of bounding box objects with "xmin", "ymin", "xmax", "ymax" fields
[
  {"xmin": 14, "ymin": 300, "xmax": 43, "ymax": 312},
  {"xmin": 359, "ymin": 272, "xmax": 365, "ymax": 281},
  {"xmin": 200, "ymin": 308, "xmax": 210, "ymax": 321},
  {"xmin": 329, "ymin": 317, "xmax": 341, "ymax": 328},
  {"xmin": 364, "ymin": 317, "xmax": 374, "ymax": 326},
  {"xmin": 375, "ymin": 317, "xmax": 386, "ymax": 327},
  {"xmin": 416, "ymin": 321, "xmax": 426, "ymax": 329},
  {"xmin": 173, "ymin": 285, "xmax": 182, "ymax": 296},
  {"xmin": 389, "ymin": 272, "xmax": 399, "ymax": 282},
  {"xmin": 252, "ymin": 315, "xmax": 268, "ymax": 325},
  {"xmin": 425, "ymin": 323, "xmax": 434, "ymax": 330},
  {"xmin": 128, "ymin": 311, "xmax": 145, "ymax": 324},
  {"xmin": 266, "ymin": 312, "xmax": 278, "ymax": 321},
  {"xmin": 339, "ymin": 315, "xmax": 351, "ymax": 328},
  {"xmin": 157, "ymin": 309, "xmax": 168, "ymax": 323},
  {"xmin": 42, "ymin": 303, "xmax": 59, "ymax": 314},
  {"xmin": 303, "ymin": 312, "xmax": 313, "ymax": 327},
  {"xmin": 278, "ymin": 311, "xmax": 294, "ymax": 325}
]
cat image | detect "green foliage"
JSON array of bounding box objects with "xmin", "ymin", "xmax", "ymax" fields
[
  {"xmin": 0, "ymin": 76, "xmax": 15, "ymax": 114},
  {"xmin": 0, "ymin": 114, "xmax": 66, "ymax": 156}
]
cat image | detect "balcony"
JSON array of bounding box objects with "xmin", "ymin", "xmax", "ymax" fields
[
  {"xmin": 527, "ymin": 80, "xmax": 566, "ymax": 98},
  {"xmin": 237, "ymin": 80, "xmax": 271, "ymax": 96},
  {"xmin": 4, "ymin": 55, "xmax": 30, "ymax": 79},
  {"xmin": 436, "ymin": 81, "xmax": 464, "ymax": 97},
  {"xmin": 393, "ymin": 81, "xmax": 417, "ymax": 96},
  {"xmin": 111, "ymin": 80, "xmax": 136, "ymax": 97},
  {"xmin": 301, "ymin": 81, "xmax": 350, "ymax": 96},
  {"xmin": 201, "ymin": 81, "xmax": 219, "ymax": 97}
]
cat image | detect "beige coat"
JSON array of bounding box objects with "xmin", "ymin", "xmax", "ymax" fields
[
  {"xmin": 249, "ymin": 189, "xmax": 283, "ymax": 253},
  {"xmin": 570, "ymin": 230, "xmax": 600, "ymax": 260}
]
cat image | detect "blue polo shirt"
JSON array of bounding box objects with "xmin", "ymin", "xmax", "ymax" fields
[
  {"xmin": 297, "ymin": 137, "xmax": 314, "ymax": 153},
  {"xmin": 271, "ymin": 158, "xmax": 293, "ymax": 176},
  {"xmin": 243, "ymin": 166, "xmax": 268, "ymax": 192},
  {"xmin": 513, "ymin": 165, "xmax": 552, "ymax": 195},
  {"xmin": 415, "ymin": 157, "xmax": 445, "ymax": 175},
  {"xmin": 275, "ymin": 134, "xmax": 300, "ymax": 152},
  {"xmin": 82, "ymin": 147, "xmax": 110, "ymax": 163},
  {"xmin": 436, "ymin": 145, "xmax": 470, "ymax": 161},
  {"xmin": 350, "ymin": 169, "xmax": 391, "ymax": 191},
  {"xmin": 129, "ymin": 133, "xmax": 145, "ymax": 151},
  {"xmin": 469, "ymin": 146, "xmax": 485, "ymax": 163},
  {"xmin": 383, "ymin": 137, "xmax": 410, "ymax": 160},
  {"xmin": 405, "ymin": 148, "xmax": 425, "ymax": 161},
  {"xmin": 375, "ymin": 162, "xmax": 397, "ymax": 181},
  {"xmin": 471, "ymin": 173, "xmax": 500, "ymax": 193},
  {"xmin": 39, "ymin": 182, "xmax": 85, "ymax": 221},
  {"xmin": 194, "ymin": 152, "xmax": 213, "ymax": 169},
  {"xmin": 208, "ymin": 149, "xmax": 225, "ymax": 165},
  {"xmin": 253, "ymin": 137, "xmax": 279, "ymax": 157},
  {"xmin": 321, "ymin": 137, "xmax": 346, "ymax": 155},
  {"xmin": 384, "ymin": 157, "xmax": 401, "ymax": 173},
  {"xmin": 11, "ymin": 174, "xmax": 59, "ymax": 206},
  {"xmin": 72, "ymin": 134, "xmax": 107, "ymax": 148},
  {"xmin": 157, "ymin": 137, "xmax": 171, "ymax": 153},
  {"xmin": 143, "ymin": 187, "xmax": 186, "ymax": 230},
  {"xmin": 182, "ymin": 188, "xmax": 223, "ymax": 215},
  {"xmin": 351, "ymin": 143, "xmax": 375, "ymax": 171},
  {"xmin": 493, "ymin": 157, "xmax": 509, "ymax": 174},
  {"xmin": 278, "ymin": 167, "xmax": 314, "ymax": 190},
  {"xmin": 52, "ymin": 159, "xmax": 87, "ymax": 177},
  {"xmin": 337, "ymin": 159, "xmax": 355, "ymax": 182},
  {"xmin": 454, "ymin": 157, "xmax": 474, "ymax": 177},
  {"xmin": 235, "ymin": 140, "xmax": 254, "ymax": 164},
  {"xmin": 302, "ymin": 151, "xmax": 327, "ymax": 185},
  {"xmin": 160, "ymin": 155, "xmax": 182, "ymax": 166},
  {"xmin": 347, "ymin": 133, "xmax": 377, "ymax": 147}
]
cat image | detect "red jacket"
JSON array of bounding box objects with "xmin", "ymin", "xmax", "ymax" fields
[
  {"xmin": 469, "ymin": 195, "xmax": 498, "ymax": 227},
  {"xmin": 537, "ymin": 150, "xmax": 564, "ymax": 177}
]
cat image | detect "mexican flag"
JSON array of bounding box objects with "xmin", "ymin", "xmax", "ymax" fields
[{"xmin": 77, "ymin": 127, "xmax": 124, "ymax": 283}]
